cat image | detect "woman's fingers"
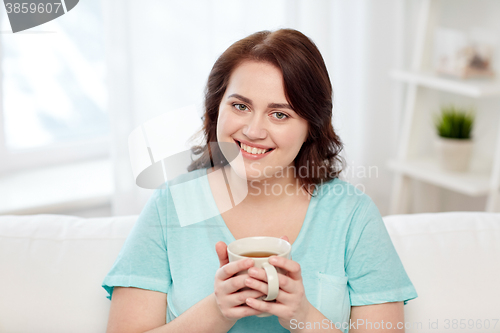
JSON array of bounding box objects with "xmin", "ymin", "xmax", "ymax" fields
[
  {"xmin": 219, "ymin": 289, "xmax": 265, "ymax": 319},
  {"xmin": 219, "ymin": 272, "xmax": 252, "ymax": 295},
  {"xmin": 246, "ymin": 265, "xmax": 295, "ymax": 294},
  {"xmin": 214, "ymin": 256, "xmax": 270, "ymax": 319},
  {"xmin": 227, "ymin": 289, "xmax": 266, "ymax": 308},
  {"xmin": 215, "ymin": 241, "xmax": 229, "ymax": 268},
  {"xmin": 216, "ymin": 258, "xmax": 254, "ymax": 281},
  {"xmin": 247, "ymin": 266, "xmax": 290, "ymax": 286},
  {"xmin": 268, "ymin": 256, "xmax": 302, "ymax": 280},
  {"xmin": 244, "ymin": 275, "xmax": 271, "ymax": 297},
  {"xmin": 216, "ymin": 292, "xmax": 264, "ymax": 320},
  {"xmin": 244, "ymin": 275, "xmax": 294, "ymax": 303},
  {"xmin": 245, "ymin": 297, "xmax": 290, "ymax": 318},
  {"xmin": 224, "ymin": 303, "xmax": 263, "ymax": 319},
  {"xmin": 247, "ymin": 267, "xmax": 270, "ymax": 282}
]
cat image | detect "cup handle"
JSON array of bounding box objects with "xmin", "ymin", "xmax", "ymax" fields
[{"xmin": 262, "ymin": 261, "xmax": 279, "ymax": 301}]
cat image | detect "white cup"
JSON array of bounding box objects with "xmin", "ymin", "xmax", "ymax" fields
[{"xmin": 227, "ymin": 236, "xmax": 292, "ymax": 317}]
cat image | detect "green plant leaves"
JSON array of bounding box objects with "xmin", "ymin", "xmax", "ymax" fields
[{"xmin": 433, "ymin": 105, "xmax": 475, "ymax": 139}]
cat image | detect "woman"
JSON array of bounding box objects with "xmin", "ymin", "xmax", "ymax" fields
[{"xmin": 103, "ymin": 29, "xmax": 417, "ymax": 333}]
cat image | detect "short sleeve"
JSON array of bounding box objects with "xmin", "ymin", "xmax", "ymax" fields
[
  {"xmin": 345, "ymin": 197, "xmax": 418, "ymax": 306},
  {"xmin": 102, "ymin": 190, "xmax": 171, "ymax": 300}
]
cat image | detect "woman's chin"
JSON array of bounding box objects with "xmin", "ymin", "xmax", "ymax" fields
[
  {"xmin": 245, "ymin": 174, "xmax": 268, "ymax": 183},
  {"xmin": 227, "ymin": 163, "xmax": 265, "ymax": 182}
]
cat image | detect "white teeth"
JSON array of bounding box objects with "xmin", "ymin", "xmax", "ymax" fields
[{"xmin": 241, "ymin": 143, "xmax": 268, "ymax": 155}]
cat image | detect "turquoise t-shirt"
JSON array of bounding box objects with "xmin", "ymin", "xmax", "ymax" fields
[{"xmin": 102, "ymin": 168, "xmax": 417, "ymax": 332}]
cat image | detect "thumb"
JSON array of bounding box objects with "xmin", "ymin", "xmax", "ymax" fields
[
  {"xmin": 280, "ymin": 235, "xmax": 289, "ymax": 242},
  {"xmin": 215, "ymin": 241, "xmax": 229, "ymax": 268}
]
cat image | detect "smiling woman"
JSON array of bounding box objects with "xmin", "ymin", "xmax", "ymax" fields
[
  {"xmin": 102, "ymin": 29, "xmax": 418, "ymax": 333},
  {"xmin": 215, "ymin": 61, "xmax": 309, "ymax": 181},
  {"xmin": 188, "ymin": 29, "xmax": 344, "ymax": 193}
]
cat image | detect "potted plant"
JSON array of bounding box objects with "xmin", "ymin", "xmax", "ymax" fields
[{"xmin": 433, "ymin": 105, "xmax": 475, "ymax": 172}]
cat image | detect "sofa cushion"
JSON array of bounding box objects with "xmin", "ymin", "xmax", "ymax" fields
[
  {"xmin": 383, "ymin": 212, "xmax": 500, "ymax": 332},
  {"xmin": 0, "ymin": 214, "xmax": 137, "ymax": 333},
  {"xmin": 1, "ymin": 212, "xmax": 499, "ymax": 333}
]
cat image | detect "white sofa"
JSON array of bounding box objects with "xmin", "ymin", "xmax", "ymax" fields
[{"xmin": 0, "ymin": 212, "xmax": 499, "ymax": 333}]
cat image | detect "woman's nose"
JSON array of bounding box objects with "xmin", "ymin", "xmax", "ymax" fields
[{"xmin": 242, "ymin": 114, "xmax": 267, "ymax": 140}]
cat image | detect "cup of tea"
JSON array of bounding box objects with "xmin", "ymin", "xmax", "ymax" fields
[{"xmin": 227, "ymin": 236, "xmax": 292, "ymax": 317}]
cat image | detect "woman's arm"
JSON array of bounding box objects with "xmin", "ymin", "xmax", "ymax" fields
[
  {"xmin": 350, "ymin": 302, "xmax": 405, "ymax": 332},
  {"xmin": 106, "ymin": 287, "xmax": 237, "ymax": 333},
  {"xmin": 106, "ymin": 242, "xmax": 266, "ymax": 333},
  {"xmin": 106, "ymin": 287, "xmax": 167, "ymax": 333}
]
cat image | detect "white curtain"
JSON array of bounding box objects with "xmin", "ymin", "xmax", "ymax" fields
[{"xmin": 103, "ymin": 0, "xmax": 404, "ymax": 216}]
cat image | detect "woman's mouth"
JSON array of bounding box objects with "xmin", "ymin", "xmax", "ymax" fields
[{"xmin": 234, "ymin": 140, "xmax": 275, "ymax": 158}]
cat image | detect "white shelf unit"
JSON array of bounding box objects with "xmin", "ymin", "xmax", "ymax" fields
[
  {"xmin": 390, "ymin": 70, "xmax": 500, "ymax": 98},
  {"xmin": 387, "ymin": 158, "xmax": 491, "ymax": 197},
  {"xmin": 388, "ymin": 0, "xmax": 500, "ymax": 214}
]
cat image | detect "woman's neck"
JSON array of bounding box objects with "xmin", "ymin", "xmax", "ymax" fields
[{"xmin": 219, "ymin": 164, "xmax": 310, "ymax": 207}]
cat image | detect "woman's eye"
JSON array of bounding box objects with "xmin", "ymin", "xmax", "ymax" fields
[
  {"xmin": 234, "ymin": 104, "xmax": 248, "ymax": 111},
  {"xmin": 272, "ymin": 112, "xmax": 288, "ymax": 120}
]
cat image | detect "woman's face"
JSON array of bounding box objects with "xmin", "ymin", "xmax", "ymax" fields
[{"xmin": 216, "ymin": 60, "xmax": 309, "ymax": 181}]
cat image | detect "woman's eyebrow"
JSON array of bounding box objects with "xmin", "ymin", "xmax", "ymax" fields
[{"xmin": 228, "ymin": 93, "xmax": 293, "ymax": 110}]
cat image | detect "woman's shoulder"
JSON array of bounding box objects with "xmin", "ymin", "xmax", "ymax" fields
[
  {"xmin": 166, "ymin": 168, "xmax": 207, "ymax": 187},
  {"xmin": 151, "ymin": 168, "xmax": 209, "ymax": 201},
  {"xmin": 149, "ymin": 168, "xmax": 214, "ymax": 225},
  {"xmin": 312, "ymin": 178, "xmax": 383, "ymax": 235}
]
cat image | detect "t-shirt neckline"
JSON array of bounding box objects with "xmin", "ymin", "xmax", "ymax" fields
[{"xmin": 201, "ymin": 167, "xmax": 318, "ymax": 256}]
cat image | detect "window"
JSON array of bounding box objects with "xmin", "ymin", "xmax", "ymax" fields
[{"xmin": 0, "ymin": 0, "xmax": 108, "ymax": 173}]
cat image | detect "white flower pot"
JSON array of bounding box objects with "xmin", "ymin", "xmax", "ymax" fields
[{"xmin": 435, "ymin": 137, "xmax": 473, "ymax": 172}]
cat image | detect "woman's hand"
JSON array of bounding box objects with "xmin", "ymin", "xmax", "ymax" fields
[
  {"xmin": 213, "ymin": 241, "xmax": 266, "ymax": 323},
  {"xmin": 243, "ymin": 235, "xmax": 315, "ymax": 331}
]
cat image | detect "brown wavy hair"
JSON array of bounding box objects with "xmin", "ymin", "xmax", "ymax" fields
[{"xmin": 187, "ymin": 28, "xmax": 344, "ymax": 195}]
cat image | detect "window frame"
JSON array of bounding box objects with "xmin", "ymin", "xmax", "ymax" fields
[
  {"xmin": 0, "ymin": 136, "xmax": 110, "ymax": 174},
  {"xmin": 0, "ymin": 10, "xmax": 110, "ymax": 175}
]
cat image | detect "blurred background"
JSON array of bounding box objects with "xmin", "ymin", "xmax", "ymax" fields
[{"xmin": 1, "ymin": 0, "xmax": 500, "ymax": 218}]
